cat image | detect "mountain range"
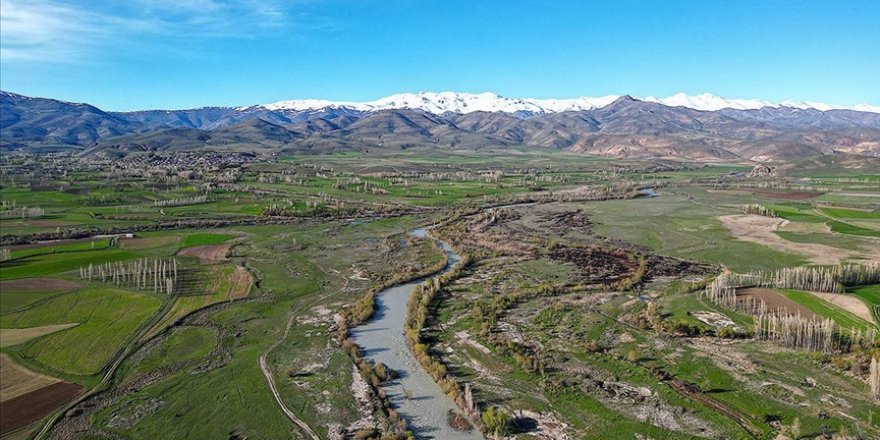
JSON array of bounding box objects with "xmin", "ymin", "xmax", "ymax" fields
[{"xmin": 2, "ymin": 90, "xmax": 879, "ymax": 162}]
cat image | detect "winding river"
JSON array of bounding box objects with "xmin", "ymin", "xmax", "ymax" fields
[{"xmin": 351, "ymin": 228, "xmax": 483, "ymax": 440}]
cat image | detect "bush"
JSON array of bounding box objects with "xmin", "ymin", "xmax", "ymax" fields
[{"xmin": 481, "ymin": 406, "xmax": 509, "ymax": 436}]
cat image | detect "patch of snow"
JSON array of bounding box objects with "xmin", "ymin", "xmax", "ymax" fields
[{"xmin": 259, "ymin": 91, "xmax": 880, "ymax": 114}]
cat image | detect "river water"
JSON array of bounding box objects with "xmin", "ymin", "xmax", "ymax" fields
[{"xmin": 350, "ymin": 228, "xmax": 483, "ymax": 440}]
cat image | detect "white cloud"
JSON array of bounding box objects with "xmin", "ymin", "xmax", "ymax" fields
[{"xmin": 0, "ymin": 0, "xmax": 300, "ymax": 63}]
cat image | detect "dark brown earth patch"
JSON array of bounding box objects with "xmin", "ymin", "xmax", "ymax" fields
[
  {"xmin": 645, "ymin": 256, "xmax": 714, "ymax": 278},
  {"xmin": 736, "ymin": 287, "xmax": 820, "ymax": 319},
  {"xmin": 550, "ymin": 246, "xmax": 636, "ymax": 283},
  {"xmin": 0, "ymin": 381, "xmax": 83, "ymax": 435}
]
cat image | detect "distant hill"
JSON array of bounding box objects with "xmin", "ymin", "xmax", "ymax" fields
[{"xmin": 2, "ymin": 90, "xmax": 879, "ymax": 161}]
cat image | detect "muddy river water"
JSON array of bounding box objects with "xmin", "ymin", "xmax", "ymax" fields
[{"xmin": 350, "ymin": 227, "xmax": 483, "ymax": 440}]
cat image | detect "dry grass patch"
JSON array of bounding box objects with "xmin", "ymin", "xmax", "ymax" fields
[
  {"xmin": 719, "ymin": 214, "xmax": 878, "ymax": 265},
  {"xmin": 0, "ymin": 353, "xmax": 60, "ymax": 402},
  {"xmin": 119, "ymin": 235, "xmax": 180, "ymax": 250},
  {"xmin": 0, "ymin": 323, "xmax": 79, "ymax": 348},
  {"xmin": 0, "ymin": 369, "xmax": 82, "ymax": 435},
  {"xmin": 177, "ymin": 244, "xmax": 231, "ymax": 264},
  {"xmin": 808, "ymin": 291, "xmax": 874, "ymax": 324},
  {"xmin": 226, "ymin": 266, "xmax": 253, "ymax": 300}
]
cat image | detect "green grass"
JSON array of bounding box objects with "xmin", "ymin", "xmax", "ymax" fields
[
  {"xmin": 0, "ymin": 286, "xmax": 161, "ymax": 376},
  {"xmin": 0, "ymin": 288, "xmax": 70, "ymax": 313},
  {"xmin": 134, "ymin": 327, "xmax": 215, "ymax": 375},
  {"xmin": 849, "ymin": 284, "xmax": 880, "ymax": 305},
  {"xmin": 766, "ymin": 204, "xmax": 826, "ymax": 223},
  {"xmin": 585, "ymin": 195, "xmax": 806, "ymax": 272},
  {"xmin": 0, "ymin": 249, "xmax": 138, "ymax": 280},
  {"xmin": 179, "ymin": 233, "xmax": 235, "ymax": 248},
  {"xmin": 774, "ymin": 230, "xmax": 869, "ymax": 250},
  {"xmin": 9, "ymin": 238, "xmax": 113, "ymax": 259},
  {"xmin": 826, "ymin": 220, "xmax": 880, "ymax": 237},
  {"xmin": 849, "ymin": 284, "xmax": 880, "ymax": 325},
  {"xmin": 778, "ymin": 289, "xmax": 874, "ymax": 331},
  {"xmin": 94, "ymin": 301, "xmax": 299, "ymax": 440},
  {"xmin": 820, "ymin": 207, "xmax": 880, "ymax": 220}
]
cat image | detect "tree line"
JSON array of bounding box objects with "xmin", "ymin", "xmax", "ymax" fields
[{"xmin": 80, "ymin": 258, "xmax": 180, "ymax": 295}]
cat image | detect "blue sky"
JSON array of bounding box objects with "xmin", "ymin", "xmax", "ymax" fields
[{"xmin": 1, "ymin": 0, "xmax": 878, "ymax": 110}]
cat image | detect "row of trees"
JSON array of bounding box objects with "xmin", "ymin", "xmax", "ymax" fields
[
  {"xmin": 80, "ymin": 258, "xmax": 180, "ymax": 295},
  {"xmin": 0, "ymin": 206, "xmax": 45, "ymax": 219},
  {"xmin": 741, "ymin": 204, "xmax": 778, "ymax": 217},
  {"xmin": 340, "ymin": 336, "xmax": 410, "ymax": 438},
  {"xmin": 708, "ymin": 264, "xmax": 880, "ymax": 295},
  {"xmin": 703, "ymin": 269, "xmax": 879, "ymax": 352},
  {"xmin": 152, "ymin": 194, "xmax": 207, "ymax": 207},
  {"xmin": 753, "ymin": 312, "xmax": 836, "ymax": 353}
]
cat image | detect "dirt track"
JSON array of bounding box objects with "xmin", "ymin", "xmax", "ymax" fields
[{"xmin": 259, "ymin": 312, "xmax": 320, "ymax": 440}]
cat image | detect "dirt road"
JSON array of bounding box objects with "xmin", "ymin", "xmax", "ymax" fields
[{"xmin": 259, "ymin": 311, "xmax": 320, "ymax": 440}]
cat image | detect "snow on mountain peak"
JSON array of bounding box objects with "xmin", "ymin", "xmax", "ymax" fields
[{"xmin": 259, "ymin": 92, "xmax": 879, "ymax": 115}]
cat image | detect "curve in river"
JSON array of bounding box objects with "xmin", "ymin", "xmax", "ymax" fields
[{"xmin": 351, "ymin": 228, "xmax": 483, "ymax": 440}]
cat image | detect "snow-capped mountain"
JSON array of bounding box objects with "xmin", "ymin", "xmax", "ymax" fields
[
  {"xmin": 4, "ymin": 89, "xmax": 880, "ymax": 161},
  {"xmin": 257, "ymin": 91, "xmax": 880, "ymax": 115}
]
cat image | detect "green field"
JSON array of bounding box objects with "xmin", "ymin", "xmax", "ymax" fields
[
  {"xmin": 134, "ymin": 327, "xmax": 215, "ymax": 375},
  {"xmin": 0, "ymin": 249, "xmax": 138, "ymax": 280},
  {"xmin": 826, "ymin": 219, "xmax": 880, "ymax": 237},
  {"xmin": 820, "ymin": 207, "xmax": 880, "ymax": 220},
  {"xmin": 0, "ymin": 286, "xmax": 161, "ymax": 375},
  {"xmin": 585, "ymin": 194, "xmax": 806, "ymax": 272},
  {"xmin": 2, "ymin": 289, "xmax": 67, "ymax": 314},
  {"xmin": 850, "ymin": 284, "xmax": 880, "ymax": 305},
  {"xmin": 779, "ymin": 289, "xmax": 875, "ymax": 331},
  {"xmin": 9, "ymin": 238, "xmax": 113, "ymax": 260}
]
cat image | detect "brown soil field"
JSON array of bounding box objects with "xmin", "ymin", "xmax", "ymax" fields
[
  {"xmin": 177, "ymin": 244, "xmax": 231, "ymax": 264},
  {"xmin": 735, "ymin": 288, "xmax": 819, "ymax": 320},
  {"xmin": 1, "ymin": 324, "xmax": 79, "ymax": 348},
  {"xmin": 0, "ymin": 278, "xmax": 82, "ymax": 293},
  {"xmin": 0, "ymin": 381, "xmax": 83, "ymax": 435},
  {"xmin": 0, "ymin": 354, "xmax": 61, "ymax": 402},
  {"xmin": 119, "ymin": 235, "xmax": 180, "ymax": 250},
  {"xmin": 754, "ymin": 190, "xmax": 825, "ymax": 201}
]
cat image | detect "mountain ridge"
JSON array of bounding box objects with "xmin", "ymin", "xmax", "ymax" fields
[{"xmin": 3, "ymin": 90, "xmax": 880, "ymax": 162}]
